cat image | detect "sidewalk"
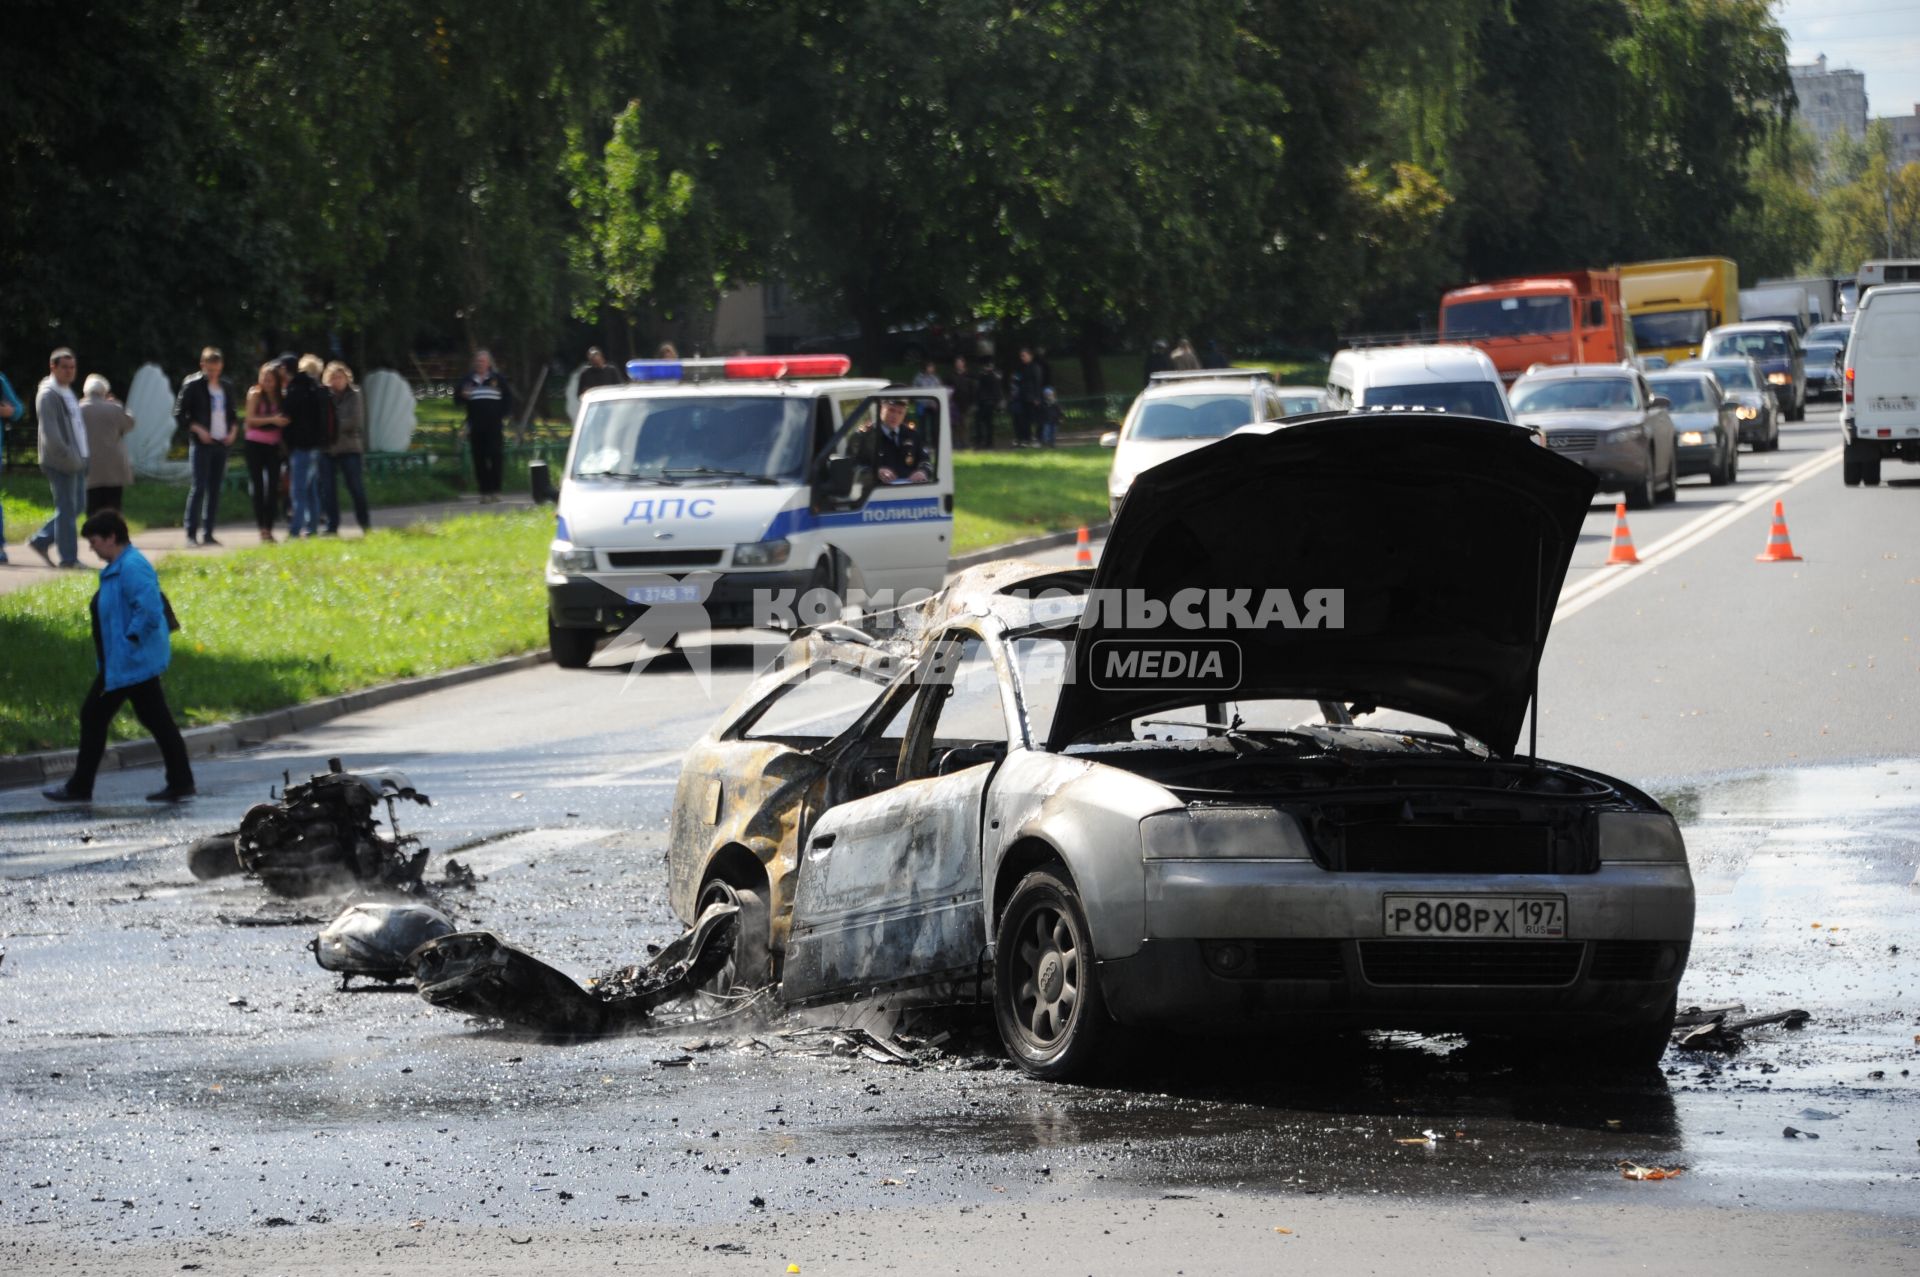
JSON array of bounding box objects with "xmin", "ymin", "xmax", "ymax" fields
[{"xmin": 0, "ymin": 492, "xmax": 537, "ymax": 596}]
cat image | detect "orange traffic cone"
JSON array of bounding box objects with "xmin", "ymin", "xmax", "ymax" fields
[
  {"xmin": 1604, "ymin": 504, "xmax": 1640, "ymax": 565},
  {"xmin": 1755, "ymin": 499, "xmax": 1802, "ymax": 562},
  {"xmin": 1074, "ymin": 526, "xmax": 1093, "ymax": 567}
]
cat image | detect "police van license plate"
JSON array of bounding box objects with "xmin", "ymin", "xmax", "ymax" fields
[
  {"xmin": 625, "ymin": 585, "xmax": 701, "ymax": 604},
  {"xmin": 1383, "ymin": 895, "xmax": 1566, "ymax": 939}
]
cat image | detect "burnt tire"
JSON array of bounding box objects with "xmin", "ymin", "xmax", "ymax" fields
[
  {"xmin": 187, "ymin": 833, "xmax": 242, "ymax": 880},
  {"xmin": 694, "ymin": 879, "xmax": 772, "ymax": 1009},
  {"xmin": 994, "ymin": 870, "xmax": 1109, "ymax": 1081},
  {"xmin": 1584, "ymin": 993, "xmax": 1678, "ymax": 1073},
  {"xmin": 549, "ymin": 620, "xmax": 597, "ymax": 669}
]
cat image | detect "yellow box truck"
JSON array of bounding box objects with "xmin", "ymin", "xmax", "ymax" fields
[{"xmin": 1618, "ymin": 257, "xmax": 1740, "ymax": 367}]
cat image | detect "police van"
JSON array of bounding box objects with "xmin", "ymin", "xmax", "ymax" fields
[{"xmin": 546, "ymin": 354, "xmax": 953, "ymax": 666}]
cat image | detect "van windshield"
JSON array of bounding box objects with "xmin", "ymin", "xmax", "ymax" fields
[
  {"xmin": 1630, "ymin": 309, "xmax": 1709, "ymax": 349},
  {"xmin": 1442, "ymin": 296, "xmax": 1571, "ymax": 337},
  {"xmin": 1127, "ymin": 394, "xmax": 1253, "ymax": 440},
  {"xmin": 572, "ymin": 396, "xmax": 813, "ymax": 482},
  {"xmin": 1361, "ymin": 380, "xmax": 1510, "ymax": 422}
]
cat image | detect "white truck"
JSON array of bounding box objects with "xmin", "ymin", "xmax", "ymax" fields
[
  {"xmin": 1755, "ymin": 276, "xmax": 1842, "ymax": 327},
  {"xmin": 545, "ymin": 355, "xmax": 954, "ymax": 666},
  {"xmin": 1738, "ymin": 284, "xmax": 1811, "ymax": 334},
  {"xmin": 1842, "ymin": 284, "xmax": 1920, "ymax": 487}
]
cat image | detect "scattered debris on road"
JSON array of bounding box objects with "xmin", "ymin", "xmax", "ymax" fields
[
  {"xmin": 187, "ymin": 759, "xmax": 435, "ymax": 898},
  {"xmin": 1618, "ymin": 1161, "xmax": 1684, "ymax": 1181},
  {"xmin": 1782, "ymin": 1126, "xmax": 1822, "ymax": 1140},
  {"xmin": 408, "ymin": 900, "xmax": 740, "ymax": 1038},
  {"xmin": 1673, "ymin": 1004, "xmax": 1810, "ymax": 1052},
  {"xmin": 311, "ymin": 901, "xmax": 455, "ymax": 986}
]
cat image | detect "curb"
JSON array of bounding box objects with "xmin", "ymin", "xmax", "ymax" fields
[
  {"xmin": 0, "ymin": 650, "xmax": 552, "ymax": 791},
  {"xmin": 948, "ymin": 521, "xmax": 1109, "ymax": 573}
]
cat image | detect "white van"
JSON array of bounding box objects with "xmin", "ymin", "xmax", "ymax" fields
[
  {"xmin": 546, "ymin": 355, "xmax": 953, "ymax": 665},
  {"xmin": 1842, "ymin": 283, "xmax": 1920, "ymax": 487},
  {"xmin": 1326, "ymin": 345, "xmax": 1515, "ymax": 421}
]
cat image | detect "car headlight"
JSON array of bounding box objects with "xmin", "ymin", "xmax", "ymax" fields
[
  {"xmin": 733, "ymin": 539, "xmax": 792, "ymax": 567},
  {"xmin": 1767, "ymin": 372, "xmax": 1790, "ymax": 385},
  {"xmin": 1602, "ymin": 424, "xmax": 1644, "ymax": 443},
  {"xmin": 1735, "ymin": 405, "xmax": 1759, "ymax": 420},
  {"xmin": 1140, "ymin": 808, "xmax": 1314, "ymax": 860},
  {"xmin": 1678, "ymin": 430, "xmax": 1705, "ymax": 445},
  {"xmin": 1598, "ymin": 811, "xmax": 1688, "ymax": 863},
  {"xmin": 549, "ymin": 546, "xmax": 596, "ymax": 574}
]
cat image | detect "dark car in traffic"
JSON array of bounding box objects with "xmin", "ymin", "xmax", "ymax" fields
[
  {"xmin": 1675, "ymin": 356, "xmax": 1778, "ymax": 450},
  {"xmin": 1702, "ymin": 322, "xmax": 1806, "ymax": 421},
  {"xmin": 1647, "ymin": 370, "xmax": 1739, "ymax": 485},
  {"xmin": 1509, "ymin": 363, "xmax": 1677, "ymax": 509}
]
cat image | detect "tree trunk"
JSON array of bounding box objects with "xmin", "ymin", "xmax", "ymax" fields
[{"xmin": 1078, "ymin": 321, "xmax": 1108, "ymax": 397}]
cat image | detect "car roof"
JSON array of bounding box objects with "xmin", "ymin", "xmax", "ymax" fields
[
  {"xmin": 580, "ymin": 376, "xmax": 891, "ymax": 402},
  {"xmin": 1711, "ymin": 321, "xmax": 1795, "ymax": 334},
  {"xmin": 1512, "ymin": 362, "xmax": 1636, "ymax": 382},
  {"xmin": 1334, "ymin": 344, "xmax": 1499, "ymax": 380},
  {"xmin": 1135, "ymin": 376, "xmax": 1268, "ymax": 401}
]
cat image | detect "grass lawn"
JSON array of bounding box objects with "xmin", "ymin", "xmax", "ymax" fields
[
  {"xmin": 0, "ymin": 511, "xmax": 551, "ymax": 754},
  {"xmin": 951, "ymin": 445, "xmax": 1111, "ymax": 555}
]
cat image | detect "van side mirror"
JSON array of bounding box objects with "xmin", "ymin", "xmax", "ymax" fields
[{"xmin": 1098, "ymin": 431, "xmax": 1119, "ymax": 448}]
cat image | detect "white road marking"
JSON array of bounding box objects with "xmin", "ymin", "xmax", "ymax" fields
[
  {"xmin": 548, "ymin": 749, "xmax": 690, "ymax": 787},
  {"xmin": 1553, "ymin": 443, "xmax": 1842, "ymax": 624}
]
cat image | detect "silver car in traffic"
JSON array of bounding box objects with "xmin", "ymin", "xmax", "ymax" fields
[
  {"xmin": 664, "ymin": 417, "xmax": 1694, "ymax": 1078},
  {"xmin": 1510, "ymin": 363, "xmax": 1678, "ymax": 509}
]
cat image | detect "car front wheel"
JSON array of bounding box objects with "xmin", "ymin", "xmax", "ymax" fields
[
  {"xmin": 694, "ymin": 878, "xmax": 772, "ymax": 1010},
  {"xmin": 994, "ymin": 869, "xmax": 1109, "ymax": 1080},
  {"xmin": 1624, "ymin": 454, "xmax": 1657, "ymax": 510}
]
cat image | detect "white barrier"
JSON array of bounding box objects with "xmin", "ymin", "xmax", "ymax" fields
[
  {"xmin": 124, "ymin": 363, "xmax": 188, "ymax": 480},
  {"xmin": 363, "ymin": 369, "xmax": 416, "ymax": 452}
]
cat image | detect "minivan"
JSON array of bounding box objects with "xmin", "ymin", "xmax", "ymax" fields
[{"xmin": 1842, "ymin": 283, "xmax": 1920, "ymax": 486}]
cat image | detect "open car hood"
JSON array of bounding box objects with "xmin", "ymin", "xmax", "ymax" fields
[{"xmin": 1045, "ymin": 415, "xmax": 1597, "ymax": 757}]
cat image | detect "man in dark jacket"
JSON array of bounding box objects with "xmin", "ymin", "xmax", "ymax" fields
[
  {"xmin": 1011, "ymin": 348, "xmax": 1045, "ymax": 447},
  {"xmin": 455, "ymin": 349, "xmax": 513, "ymax": 502},
  {"xmin": 280, "ymin": 354, "xmax": 333, "ymax": 536},
  {"xmin": 174, "ymin": 347, "xmax": 240, "ymax": 546},
  {"xmin": 577, "ymin": 346, "xmax": 626, "ymax": 393},
  {"xmin": 949, "ymin": 355, "xmax": 976, "ymax": 447}
]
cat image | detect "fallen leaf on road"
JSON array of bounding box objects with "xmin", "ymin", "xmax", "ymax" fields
[
  {"xmin": 1618, "ymin": 1161, "xmax": 1683, "ymax": 1181},
  {"xmin": 1273, "ymin": 1227, "xmax": 1294, "ymax": 1235}
]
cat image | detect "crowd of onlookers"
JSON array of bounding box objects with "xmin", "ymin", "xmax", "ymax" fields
[
  {"xmin": 0, "ymin": 346, "xmax": 371, "ymax": 568},
  {"xmin": 909, "ymin": 346, "xmax": 1066, "ymax": 450}
]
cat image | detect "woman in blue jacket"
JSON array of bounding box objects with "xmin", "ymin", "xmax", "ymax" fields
[{"xmin": 43, "ymin": 510, "xmax": 196, "ymax": 803}]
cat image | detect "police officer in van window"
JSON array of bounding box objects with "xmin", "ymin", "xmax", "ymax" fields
[{"xmin": 871, "ymin": 397, "xmax": 930, "ymax": 484}]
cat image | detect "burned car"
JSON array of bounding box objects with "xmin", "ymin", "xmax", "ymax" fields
[{"xmin": 667, "ymin": 417, "xmax": 1694, "ymax": 1078}]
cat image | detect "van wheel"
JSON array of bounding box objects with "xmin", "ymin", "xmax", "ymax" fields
[
  {"xmin": 1863, "ymin": 456, "xmax": 1882, "ymax": 486},
  {"xmin": 994, "ymin": 870, "xmax": 1109, "ymax": 1080},
  {"xmin": 548, "ymin": 621, "xmax": 597, "ymax": 669},
  {"xmin": 1843, "ymin": 454, "xmax": 1862, "ymax": 486}
]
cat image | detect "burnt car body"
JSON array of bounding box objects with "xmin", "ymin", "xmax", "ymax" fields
[{"xmin": 666, "ymin": 417, "xmax": 1694, "ymax": 1078}]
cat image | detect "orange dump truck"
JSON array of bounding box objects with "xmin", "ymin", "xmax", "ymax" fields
[{"xmin": 1438, "ymin": 271, "xmax": 1631, "ymax": 384}]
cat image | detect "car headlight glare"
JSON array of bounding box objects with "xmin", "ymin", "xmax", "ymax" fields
[
  {"xmin": 550, "ymin": 546, "xmax": 596, "ymax": 574},
  {"xmin": 733, "ymin": 539, "xmax": 792, "ymax": 567},
  {"xmin": 1767, "ymin": 372, "xmax": 1790, "ymax": 385},
  {"xmin": 1735, "ymin": 405, "xmax": 1758, "ymax": 420},
  {"xmin": 1679, "ymin": 430, "xmax": 1705, "ymax": 445},
  {"xmin": 1598, "ymin": 811, "xmax": 1688, "ymax": 863},
  {"xmin": 1141, "ymin": 808, "xmax": 1314, "ymax": 860}
]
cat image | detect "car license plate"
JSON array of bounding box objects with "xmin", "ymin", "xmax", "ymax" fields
[
  {"xmin": 625, "ymin": 584, "xmax": 701, "ymax": 604},
  {"xmin": 1383, "ymin": 895, "xmax": 1566, "ymax": 939},
  {"xmin": 1869, "ymin": 396, "xmax": 1915, "ymax": 413}
]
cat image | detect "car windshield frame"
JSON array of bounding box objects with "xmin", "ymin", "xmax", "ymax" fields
[
  {"xmin": 1441, "ymin": 295, "xmax": 1572, "ymax": 338},
  {"xmin": 1630, "ymin": 309, "xmax": 1709, "ymax": 349},
  {"xmin": 1693, "ymin": 361, "xmax": 1757, "ymax": 390},
  {"xmin": 1126, "ymin": 393, "xmax": 1256, "ymax": 441},
  {"xmin": 1510, "ymin": 377, "xmax": 1638, "ymax": 414},
  {"xmin": 1360, "ymin": 380, "xmax": 1511, "ymax": 422},
  {"xmin": 1647, "ymin": 376, "xmax": 1717, "ymax": 411},
  {"xmin": 570, "ymin": 394, "xmax": 814, "ymax": 482},
  {"xmin": 1705, "ymin": 331, "xmax": 1791, "ymax": 361}
]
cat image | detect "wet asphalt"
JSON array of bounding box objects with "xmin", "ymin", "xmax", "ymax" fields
[{"xmin": 3, "ymin": 401, "xmax": 1918, "ymax": 1269}]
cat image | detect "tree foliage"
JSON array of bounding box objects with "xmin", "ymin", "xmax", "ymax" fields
[{"xmin": 1, "ymin": 0, "xmax": 1814, "ymax": 387}]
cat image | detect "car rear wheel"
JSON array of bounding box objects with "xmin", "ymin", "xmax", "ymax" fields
[
  {"xmin": 1764, "ymin": 413, "xmax": 1781, "ymax": 451},
  {"xmin": 1624, "ymin": 454, "xmax": 1656, "ymax": 511},
  {"xmin": 549, "ymin": 620, "xmax": 597, "ymax": 669},
  {"xmin": 694, "ymin": 878, "xmax": 772, "ymax": 1010},
  {"xmin": 1709, "ymin": 435, "xmax": 1734, "ymax": 486},
  {"xmin": 1660, "ymin": 445, "xmax": 1679, "ymax": 501},
  {"xmin": 994, "ymin": 870, "xmax": 1108, "ymax": 1080}
]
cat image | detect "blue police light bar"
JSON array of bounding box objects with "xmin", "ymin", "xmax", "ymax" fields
[{"xmin": 626, "ymin": 360, "xmax": 686, "ymax": 381}]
